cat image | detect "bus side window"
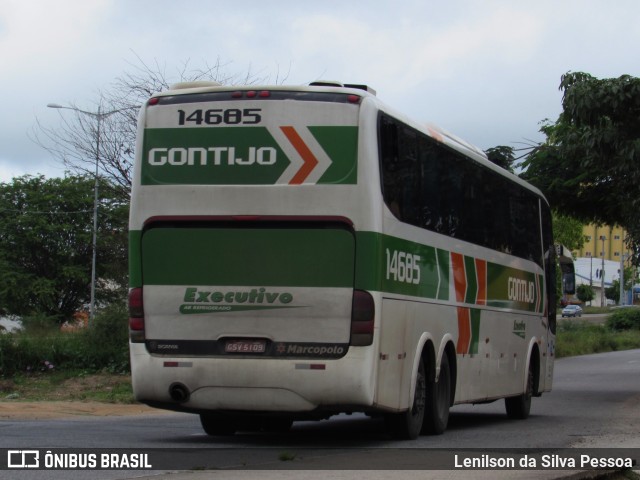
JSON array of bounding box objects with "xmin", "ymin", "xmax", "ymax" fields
[
  {"xmin": 379, "ymin": 116, "xmax": 419, "ymax": 223},
  {"xmin": 379, "ymin": 116, "xmax": 401, "ymax": 217}
]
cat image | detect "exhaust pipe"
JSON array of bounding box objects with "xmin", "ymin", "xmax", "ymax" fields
[{"xmin": 168, "ymin": 383, "xmax": 190, "ymax": 403}]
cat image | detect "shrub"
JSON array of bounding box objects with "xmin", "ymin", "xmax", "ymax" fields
[
  {"xmin": 19, "ymin": 314, "xmax": 58, "ymax": 334},
  {"xmin": 0, "ymin": 303, "xmax": 130, "ymax": 377},
  {"xmin": 606, "ymin": 308, "xmax": 640, "ymax": 331},
  {"xmin": 78, "ymin": 303, "xmax": 130, "ymax": 374}
]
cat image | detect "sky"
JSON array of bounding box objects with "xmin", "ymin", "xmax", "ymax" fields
[{"xmin": 2, "ymin": 0, "xmax": 640, "ymax": 181}]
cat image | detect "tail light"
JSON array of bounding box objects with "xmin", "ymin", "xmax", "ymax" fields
[
  {"xmin": 351, "ymin": 290, "xmax": 374, "ymax": 346},
  {"xmin": 128, "ymin": 287, "xmax": 145, "ymax": 343}
]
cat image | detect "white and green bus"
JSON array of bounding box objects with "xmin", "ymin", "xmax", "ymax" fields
[{"xmin": 129, "ymin": 81, "xmax": 571, "ymax": 439}]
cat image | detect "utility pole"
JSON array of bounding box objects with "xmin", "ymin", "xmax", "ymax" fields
[{"xmin": 619, "ymin": 253, "xmax": 628, "ymax": 306}]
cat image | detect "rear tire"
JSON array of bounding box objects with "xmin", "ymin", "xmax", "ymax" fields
[
  {"xmin": 505, "ymin": 360, "xmax": 534, "ymax": 419},
  {"xmin": 199, "ymin": 413, "xmax": 237, "ymax": 436},
  {"xmin": 422, "ymin": 353, "xmax": 451, "ymax": 435},
  {"xmin": 385, "ymin": 358, "xmax": 426, "ymax": 440},
  {"xmin": 261, "ymin": 417, "xmax": 293, "ymax": 433}
]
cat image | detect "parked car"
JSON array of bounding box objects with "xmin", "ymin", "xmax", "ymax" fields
[{"xmin": 561, "ymin": 305, "xmax": 583, "ymax": 317}]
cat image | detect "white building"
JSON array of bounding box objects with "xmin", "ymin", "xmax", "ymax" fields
[{"xmin": 574, "ymin": 257, "xmax": 621, "ymax": 306}]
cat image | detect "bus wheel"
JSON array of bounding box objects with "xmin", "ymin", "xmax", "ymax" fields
[
  {"xmin": 199, "ymin": 413, "xmax": 237, "ymax": 436},
  {"xmin": 385, "ymin": 358, "xmax": 426, "ymax": 440},
  {"xmin": 422, "ymin": 353, "xmax": 451, "ymax": 435},
  {"xmin": 505, "ymin": 360, "xmax": 533, "ymax": 419}
]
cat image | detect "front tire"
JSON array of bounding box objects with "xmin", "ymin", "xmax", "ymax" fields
[
  {"xmin": 505, "ymin": 360, "xmax": 534, "ymax": 419},
  {"xmin": 385, "ymin": 358, "xmax": 426, "ymax": 440}
]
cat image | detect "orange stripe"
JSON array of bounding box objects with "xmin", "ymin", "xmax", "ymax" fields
[
  {"xmin": 280, "ymin": 126, "xmax": 319, "ymax": 185},
  {"xmin": 456, "ymin": 307, "xmax": 471, "ymax": 354},
  {"xmin": 475, "ymin": 259, "xmax": 486, "ymax": 306},
  {"xmin": 451, "ymin": 252, "xmax": 466, "ymax": 303}
]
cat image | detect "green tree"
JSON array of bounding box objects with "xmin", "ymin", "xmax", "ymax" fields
[
  {"xmin": 605, "ymin": 282, "xmax": 619, "ymax": 303},
  {"xmin": 576, "ymin": 284, "xmax": 595, "ymax": 304},
  {"xmin": 521, "ymin": 72, "xmax": 640, "ymax": 262},
  {"xmin": 552, "ymin": 211, "xmax": 585, "ymax": 251},
  {"xmin": 606, "ymin": 267, "xmax": 636, "ymax": 304},
  {"xmin": 0, "ymin": 175, "xmax": 128, "ymax": 321},
  {"xmin": 485, "ymin": 146, "xmax": 516, "ymax": 173}
]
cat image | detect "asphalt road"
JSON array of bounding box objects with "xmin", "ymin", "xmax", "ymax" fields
[{"xmin": 1, "ymin": 349, "xmax": 639, "ymax": 479}]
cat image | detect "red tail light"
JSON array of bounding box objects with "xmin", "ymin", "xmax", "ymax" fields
[
  {"xmin": 128, "ymin": 287, "xmax": 145, "ymax": 343},
  {"xmin": 351, "ymin": 290, "xmax": 374, "ymax": 346}
]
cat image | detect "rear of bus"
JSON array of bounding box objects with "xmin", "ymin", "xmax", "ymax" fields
[{"xmin": 128, "ymin": 82, "xmax": 380, "ymax": 427}]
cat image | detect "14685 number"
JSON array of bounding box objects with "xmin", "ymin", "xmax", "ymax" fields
[
  {"xmin": 386, "ymin": 249, "xmax": 421, "ymax": 285},
  {"xmin": 177, "ymin": 108, "xmax": 262, "ymax": 125}
]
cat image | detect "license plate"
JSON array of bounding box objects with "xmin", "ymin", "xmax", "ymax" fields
[{"xmin": 225, "ymin": 339, "xmax": 267, "ymax": 354}]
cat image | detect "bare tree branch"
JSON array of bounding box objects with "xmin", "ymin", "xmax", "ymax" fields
[{"xmin": 32, "ymin": 54, "xmax": 273, "ymax": 199}]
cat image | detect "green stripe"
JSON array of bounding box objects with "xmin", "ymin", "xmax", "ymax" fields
[
  {"xmin": 470, "ymin": 308, "xmax": 481, "ymax": 354},
  {"xmin": 486, "ymin": 264, "xmax": 540, "ymax": 312},
  {"xmin": 537, "ymin": 274, "xmax": 545, "ymax": 314},
  {"xmin": 354, "ymin": 232, "xmax": 449, "ymax": 301},
  {"xmin": 436, "ymin": 248, "xmax": 450, "ymax": 300},
  {"xmin": 310, "ymin": 126, "xmax": 358, "ymax": 184},
  {"xmin": 141, "ymin": 227, "xmax": 354, "ymax": 287},
  {"xmin": 129, "ymin": 230, "xmax": 142, "ymax": 288},
  {"xmin": 354, "ymin": 231, "xmax": 383, "ymax": 291},
  {"xmin": 464, "ymin": 255, "xmax": 477, "ymax": 304},
  {"xmin": 130, "ymin": 227, "xmax": 543, "ymax": 313}
]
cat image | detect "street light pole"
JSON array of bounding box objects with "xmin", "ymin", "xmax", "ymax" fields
[
  {"xmin": 600, "ymin": 235, "xmax": 606, "ymax": 307},
  {"xmin": 47, "ymin": 102, "xmax": 127, "ymax": 321},
  {"xmin": 90, "ymin": 106, "xmax": 101, "ymax": 322}
]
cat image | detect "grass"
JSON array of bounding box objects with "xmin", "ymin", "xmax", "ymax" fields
[
  {"xmin": 556, "ymin": 319, "xmax": 640, "ymax": 358},
  {"xmin": 0, "ymin": 370, "xmax": 134, "ymax": 403}
]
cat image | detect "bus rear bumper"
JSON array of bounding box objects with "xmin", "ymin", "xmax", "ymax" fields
[{"xmin": 130, "ymin": 343, "xmax": 376, "ymax": 415}]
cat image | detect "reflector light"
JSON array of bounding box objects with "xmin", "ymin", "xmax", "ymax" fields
[
  {"xmin": 246, "ymin": 91, "xmax": 257, "ymax": 98},
  {"xmin": 128, "ymin": 287, "xmax": 145, "ymax": 343},
  {"xmin": 347, "ymin": 95, "xmax": 361, "ymax": 104},
  {"xmin": 148, "ymin": 97, "xmax": 160, "ymax": 106},
  {"xmin": 259, "ymin": 90, "xmax": 271, "ymax": 97},
  {"xmin": 128, "ymin": 287, "xmax": 144, "ymax": 318},
  {"xmin": 351, "ymin": 290, "xmax": 374, "ymax": 346},
  {"xmin": 352, "ymin": 290, "xmax": 374, "ymax": 324},
  {"xmin": 129, "ymin": 317, "xmax": 144, "ymax": 331},
  {"xmin": 231, "ymin": 91, "xmax": 242, "ymax": 98},
  {"xmin": 351, "ymin": 322, "xmax": 373, "ymax": 334}
]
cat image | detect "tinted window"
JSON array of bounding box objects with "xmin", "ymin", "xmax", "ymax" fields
[{"xmin": 379, "ymin": 114, "xmax": 543, "ymax": 266}]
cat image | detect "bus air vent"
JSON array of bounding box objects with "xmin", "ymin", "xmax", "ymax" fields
[
  {"xmin": 170, "ymin": 81, "xmax": 222, "ymax": 90},
  {"xmin": 309, "ymin": 80, "xmax": 344, "ymax": 88}
]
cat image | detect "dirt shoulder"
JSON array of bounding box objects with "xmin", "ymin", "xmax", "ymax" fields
[
  {"xmin": 1, "ymin": 372, "xmax": 173, "ymax": 420},
  {"xmin": 0, "ymin": 401, "xmax": 171, "ymax": 420}
]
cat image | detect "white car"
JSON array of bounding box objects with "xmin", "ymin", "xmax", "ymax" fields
[{"xmin": 561, "ymin": 305, "xmax": 583, "ymax": 317}]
